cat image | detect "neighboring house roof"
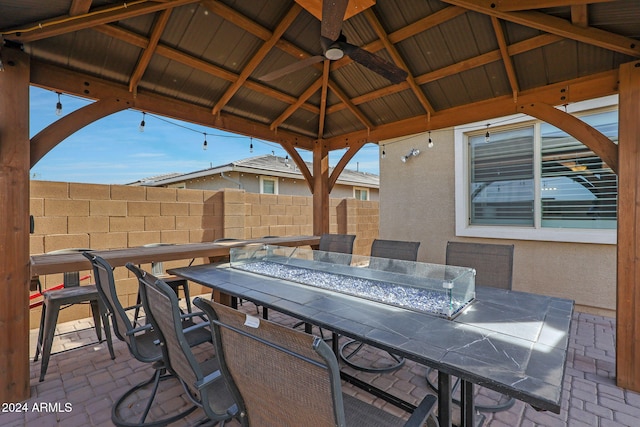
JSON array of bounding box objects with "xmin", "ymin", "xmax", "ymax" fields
[{"xmin": 129, "ymin": 154, "xmax": 379, "ymax": 188}]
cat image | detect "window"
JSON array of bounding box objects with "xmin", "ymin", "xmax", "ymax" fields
[
  {"xmin": 455, "ymin": 96, "xmax": 618, "ymax": 244},
  {"xmin": 354, "ymin": 187, "xmax": 369, "ymax": 201},
  {"xmin": 260, "ymin": 176, "xmax": 278, "ymax": 194}
]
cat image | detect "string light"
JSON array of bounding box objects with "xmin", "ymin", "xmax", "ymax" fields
[
  {"xmin": 202, "ymin": 133, "xmax": 208, "ymax": 150},
  {"xmin": 249, "ymin": 137, "xmax": 254, "ymax": 153},
  {"xmin": 138, "ymin": 112, "xmax": 146, "ymax": 132},
  {"xmin": 484, "ymin": 123, "xmax": 491, "ymax": 143},
  {"xmin": 427, "ymin": 131, "xmax": 434, "ymax": 148},
  {"xmin": 55, "ymin": 92, "xmax": 63, "ymax": 116},
  {"xmin": 381, "ymin": 145, "xmax": 386, "ymax": 159}
]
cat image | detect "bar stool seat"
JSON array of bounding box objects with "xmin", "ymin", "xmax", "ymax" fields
[{"xmin": 34, "ymin": 272, "xmax": 115, "ymax": 382}]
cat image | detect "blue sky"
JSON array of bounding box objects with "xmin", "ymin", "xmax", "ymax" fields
[{"xmin": 29, "ymin": 87, "xmax": 380, "ymax": 184}]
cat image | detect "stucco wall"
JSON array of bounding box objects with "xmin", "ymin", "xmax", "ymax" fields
[
  {"xmin": 29, "ymin": 181, "xmax": 379, "ymax": 328},
  {"xmin": 379, "ymin": 129, "xmax": 616, "ymax": 315},
  {"xmin": 177, "ymin": 171, "xmax": 379, "ymax": 200}
]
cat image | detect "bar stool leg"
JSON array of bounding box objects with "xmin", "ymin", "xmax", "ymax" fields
[
  {"xmin": 34, "ymin": 303, "xmax": 46, "ymax": 362},
  {"xmin": 39, "ymin": 300, "xmax": 62, "ymax": 382}
]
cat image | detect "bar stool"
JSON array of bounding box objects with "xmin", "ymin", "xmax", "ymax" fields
[{"xmin": 33, "ymin": 248, "xmax": 115, "ymax": 382}]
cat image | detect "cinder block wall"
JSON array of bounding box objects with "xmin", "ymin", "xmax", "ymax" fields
[{"xmin": 29, "ymin": 182, "xmax": 379, "ymax": 328}]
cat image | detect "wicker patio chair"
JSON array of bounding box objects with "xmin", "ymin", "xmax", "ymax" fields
[
  {"xmin": 339, "ymin": 239, "xmax": 420, "ymax": 373},
  {"xmin": 194, "ymin": 297, "xmax": 438, "ymax": 427},
  {"xmin": 140, "ymin": 272, "xmax": 238, "ymax": 426},
  {"xmin": 83, "ymin": 253, "xmax": 209, "ymax": 427},
  {"xmin": 425, "ymin": 241, "xmax": 516, "ymax": 413}
]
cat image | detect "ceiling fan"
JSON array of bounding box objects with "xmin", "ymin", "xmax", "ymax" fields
[{"xmin": 258, "ymin": 0, "xmax": 408, "ymax": 84}]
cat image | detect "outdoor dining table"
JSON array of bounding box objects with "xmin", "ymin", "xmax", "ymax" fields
[{"xmin": 169, "ymin": 256, "xmax": 574, "ymax": 427}]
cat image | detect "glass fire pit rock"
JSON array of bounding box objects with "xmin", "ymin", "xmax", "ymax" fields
[{"xmin": 230, "ymin": 244, "xmax": 475, "ymax": 319}]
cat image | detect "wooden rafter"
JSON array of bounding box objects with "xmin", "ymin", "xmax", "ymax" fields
[
  {"xmin": 3, "ymin": 0, "xmax": 199, "ymax": 43},
  {"xmin": 201, "ymin": 0, "xmax": 324, "ymax": 74},
  {"xmin": 324, "ymin": 69, "xmax": 619, "ymax": 149},
  {"xmin": 571, "ymin": 4, "xmax": 589, "ymax": 28},
  {"xmin": 490, "ymin": 16, "xmax": 519, "ymax": 101},
  {"xmin": 328, "ymin": 33, "xmax": 561, "ymax": 115},
  {"xmin": 271, "ymin": 79, "xmax": 323, "ymax": 130},
  {"xmin": 331, "ymin": 6, "xmax": 466, "ymax": 75},
  {"xmin": 318, "ymin": 60, "xmax": 331, "ymax": 139},
  {"xmin": 129, "ymin": 9, "xmax": 171, "ymax": 94},
  {"xmin": 211, "ymin": 4, "xmax": 302, "ymax": 115},
  {"xmin": 93, "ymin": 24, "xmax": 320, "ymax": 116},
  {"xmin": 363, "ymin": 8, "xmax": 434, "ymax": 115},
  {"xmin": 443, "ymin": 0, "xmax": 640, "ymax": 57},
  {"xmin": 69, "ymin": 0, "xmax": 92, "ymax": 16},
  {"xmin": 328, "ymin": 80, "xmax": 373, "ymax": 130},
  {"xmin": 485, "ymin": 0, "xmax": 614, "ymax": 12}
]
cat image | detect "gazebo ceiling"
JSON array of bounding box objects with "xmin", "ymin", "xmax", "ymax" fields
[{"xmin": 1, "ymin": 0, "xmax": 638, "ymax": 152}]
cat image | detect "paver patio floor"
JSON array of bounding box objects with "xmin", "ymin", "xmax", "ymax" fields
[{"xmin": 3, "ymin": 299, "xmax": 638, "ymax": 426}]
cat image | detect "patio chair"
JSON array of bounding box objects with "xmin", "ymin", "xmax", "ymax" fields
[
  {"xmin": 339, "ymin": 239, "xmax": 420, "ymax": 373},
  {"xmin": 314, "ymin": 233, "xmax": 356, "ymax": 265},
  {"xmin": 140, "ymin": 274, "xmax": 238, "ymax": 426},
  {"xmin": 193, "ymin": 297, "xmax": 438, "ymax": 427},
  {"xmin": 33, "ymin": 248, "xmax": 115, "ymax": 382},
  {"xmin": 425, "ymin": 241, "xmax": 516, "ymax": 413},
  {"xmin": 83, "ymin": 253, "xmax": 210, "ymax": 427}
]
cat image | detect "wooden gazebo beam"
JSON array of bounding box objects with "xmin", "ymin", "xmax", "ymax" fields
[
  {"xmin": 617, "ymin": 59, "xmax": 640, "ymax": 392},
  {"xmin": 0, "ymin": 47, "xmax": 30, "ymax": 404}
]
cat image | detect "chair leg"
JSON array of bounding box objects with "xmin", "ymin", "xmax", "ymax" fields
[
  {"xmin": 89, "ymin": 300, "xmax": 103, "ymax": 342},
  {"xmin": 39, "ymin": 300, "xmax": 61, "ymax": 382},
  {"xmin": 33, "ymin": 302, "xmax": 47, "ymax": 362},
  {"xmin": 99, "ymin": 300, "xmax": 116, "ymax": 360}
]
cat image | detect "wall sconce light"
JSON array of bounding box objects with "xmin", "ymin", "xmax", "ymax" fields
[{"xmin": 401, "ymin": 148, "xmax": 420, "ymax": 163}]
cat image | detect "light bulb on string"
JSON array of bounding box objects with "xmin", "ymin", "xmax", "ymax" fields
[
  {"xmin": 55, "ymin": 92, "xmax": 63, "ymax": 116},
  {"xmin": 139, "ymin": 112, "xmax": 146, "ymax": 132},
  {"xmin": 485, "ymin": 124, "xmax": 491, "ymax": 143},
  {"xmin": 427, "ymin": 131, "xmax": 433, "ymax": 148},
  {"xmin": 249, "ymin": 137, "xmax": 254, "ymax": 153},
  {"xmin": 202, "ymin": 133, "xmax": 208, "ymax": 150},
  {"xmin": 381, "ymin": 145, "xmax": 386, "ymax": 159}
]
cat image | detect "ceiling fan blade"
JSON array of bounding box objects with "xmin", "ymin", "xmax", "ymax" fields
[
  {"xmin": 258, "ymin": 56, "xmax": 325, "ymax": 82},
  {"xmin": 321, "ymin": 0, "xmax": 348, "ymax": 41},
  {"xmin": 342, "ymin": 43, "xmax": 408, "ymax": 84}
]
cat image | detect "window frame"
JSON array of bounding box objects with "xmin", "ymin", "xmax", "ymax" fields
[
  {"xmin": 259, "ymin": 176, "xmax": 278, "ymax": 195},
  {"xmin": 354, "ymin": 187, "xmax": 369, "ymax": 201},
  {"xmin": 454, "ymin": 95, "xmax": 617, "ymax": 245}
]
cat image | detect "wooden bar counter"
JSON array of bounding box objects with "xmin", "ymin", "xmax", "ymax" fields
[{"xmin": 30, "ymin": 235, "xmax": 320, "ymax": 276}]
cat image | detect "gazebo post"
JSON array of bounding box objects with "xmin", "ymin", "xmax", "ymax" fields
[
  {"xmin": 312, "ymin": 141, "xmax": 330, "ymax": 235},
  {"xmin": 616, "ymin": 59, "xmax": 640, "ymax": 392},
  {"xmin": 0, "ymin": 47, "xmax": 31, "ymax": 402}
]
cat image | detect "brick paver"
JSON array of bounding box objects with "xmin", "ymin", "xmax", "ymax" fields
[{"xmin": 2, "ymin": 303, "xmax": 639, "ymax": 426}]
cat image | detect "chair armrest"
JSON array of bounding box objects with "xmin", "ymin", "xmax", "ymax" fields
[
  {"xmin": 194, "ymin": 370, "xmax": 222, "ymax": 391},
  {"xmin": 180, "ymin": 311, "xmax": 207, "ymax": 321},
  {"xmin": 182, "ymin": 321, "xmax": 209, "ymax": 335},
  {"xmin": 403, "ymin": 394, "xmax": 437, "ymax": 427},
  {"xmin": 125, "ymin": 323, "xmax": 152, "ymax": 336}
]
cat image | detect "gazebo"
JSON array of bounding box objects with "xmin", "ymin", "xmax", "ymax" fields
[{"xmin": 1, "ymin": 0, "xmax": 639, "ymax": 403}]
